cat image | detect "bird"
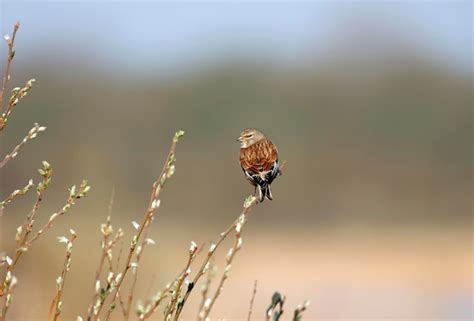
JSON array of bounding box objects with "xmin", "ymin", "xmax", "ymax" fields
[{"xmin": 237, "ymin": 128, "xmax": 280, "ymax": 202}]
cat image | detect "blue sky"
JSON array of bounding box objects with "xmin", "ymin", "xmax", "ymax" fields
[{"xmin": 1, "ymin": 1, "xmax": 472, "ymax": 75}]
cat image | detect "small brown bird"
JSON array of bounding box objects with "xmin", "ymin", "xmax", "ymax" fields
[{"xmin": 237, "ymin": 128, "xmax": 280, "ymax": 202}]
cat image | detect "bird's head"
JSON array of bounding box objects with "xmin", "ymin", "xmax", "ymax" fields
[{"xmin": 237, "ymin": 128, "xmax": 265, "ymax": 148}]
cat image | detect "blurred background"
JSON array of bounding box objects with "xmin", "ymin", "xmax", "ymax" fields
[{"xmin": 0, "ymin": 1, "xmax": 472, "ymax": 320}]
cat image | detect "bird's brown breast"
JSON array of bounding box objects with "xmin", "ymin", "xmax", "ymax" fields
[{"xmin": 240, "ymin": 138, "xmax": 278, "ymax": 174}]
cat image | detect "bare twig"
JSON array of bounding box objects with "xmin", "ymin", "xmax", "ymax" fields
[
  {"xmin": 0, "ymin": 123, "xmax": 46, "ymax": 168},
  {"xmin": 88, "ymin": 225, "xmax": 125, "ymax": 319},
  {"xmin": 124, "ymin": 228, "xmax": 155, "ymax": 320},
  {"xmin": 199, "ymin": 203, "xmax": 250, "ymax": 320},
  {"xmin": 0, "ymin": 79, "xmax": 36, "ymax": 132},
  {"xmin": 103, "ymin": 130, "xmax": 185, "ymax": 321},
  {"xmin": 0, "ymin": 268, "xmax": 17, "ymax": 320},
  {"xmin": 175, "ymin": 195, "xmax": 258, "ymax": 321},
  {"xmin": 15, "ymin": 161, "xmax": 52, "ymax": 245},
  {"xmin": 138, "ymin": 288, "xmax": 170, "ymax": 321},
  {"xmin": 247, "ymin": 280, "xmax": 258, "ymax": 321},
  {"xmin": 163, "ymin": 242, "xmax": 199, "ymax": 320},
  {"xmin": 0, "ymin": 21, "xmax": 92, "ymax": 321},
  {"xmin": 1, "ymin": 172, "xmax": 89, "ymax": 320},
  {"xmin": 292, "ymin": 300, "xmax": 310, "ymax": 321},
  {"xmin": 1, "ymin": 177, "xmax": 89, "ymax": 318},
  {"xmin": 139, "ymin": 247, "xmax": 204, "ymax": 321},
  {"xmin": 105, "ymin": 247, "xmax": 127, "ymax": 317},
  {"xmin": 0, "ymin": 243, "xmax": 21, "ymax": 319},
  {"xmin": 0, "ymin": 161, "xmax": 53, "ymax": 299},
  {"xmin": 196, "ymin": 260, "xmax": 216, "ymax": 319},
  {"xmin": 87, "ymin": 189, "xmax": 123, "ymax": 320},
  {"xmin": 114, "ymin": 241, "xmax": 124, "ymax": 272},
  {"xmin": 0, "ymin": 179, "xmax": 34, "ymax": 217},
  {"xmin": 26, "ymin": 180, "xmax": 90, "ymax": 246},
  {"xmin": 0, "ymin": 21, "xmax": 19, "ymax": 115},
  {"xmin": 48, "ymin": 230, "xmax": 77, "ymax": 321}
]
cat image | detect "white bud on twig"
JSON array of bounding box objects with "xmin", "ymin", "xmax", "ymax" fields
[
  {"xmin": 189, "ymin": 241, "xmax": 197, "ymax": 253},
  {"xmin": 131, "ymin": 221, "xmax": 140, "ymax": 230}
]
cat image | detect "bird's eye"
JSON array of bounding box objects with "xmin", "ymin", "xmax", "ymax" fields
[{"xmin": 244, "ymin": 134, "xmax": 253, "ymax": 138}]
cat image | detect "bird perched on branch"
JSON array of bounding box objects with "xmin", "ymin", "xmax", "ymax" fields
[{"xmin": 237, "ymin": 128, "xmax": 280, "ymax": 202}]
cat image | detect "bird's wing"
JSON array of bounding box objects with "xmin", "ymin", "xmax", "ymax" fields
[
  {"xmin": 240, "ymin": 139, "xmax": 278, "ymax": 175},
  {"xmin": 242, "ymin": 167, "xmax": 258, "ymax": 186}
]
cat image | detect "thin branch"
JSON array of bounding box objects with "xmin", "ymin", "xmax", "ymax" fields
[
  {"xmin": 247, "ymin": 281, "xmax": 258, "ymax": 321},
  {"xmin": 0, "ymin": 79, "xmax": 36, "ymax": 132},
  {"xmin": 163, "ymin": 242, "xmax": 198, "ymax": 320},
  {"xmin": 196, "ymin": 260, "xmax": 216, "ymax": 319},
  {"xmin": 292, "ymin": 300, "xmax": 310, "ymax": 321},
  {"xmin": 0, "ymin": 179, "xmax": 34, "ymax": 217},
  {"xmin": 139, "ymin": 248, "xmax": 203, "ymax": 321},
  {"xmin": 114, "ymin": 242, "xmax": 124, "ymax": 272},
  {"xmin": 88, "ymin": 225, "xmax": 125, "ymax": 319},
  {"xmin": 0, "ymin": 266, "xmax": 18, "ymax": 319},
  {"xmin": 26, "ymin": 180, "xmax": 90, "ymax": 246},
  {"xmin": 138, "ymin": 289, "xmax": 170, "ymax": 321},
  {"xmin": 0, "ymin": 21, "xmax": 19, "ymax": 115},
  {"xmin": 0, "ymin": 123, "xmax": 46, "ymax": 168},
  {"xmin": 86, "ymin": 189, "xmax": 120, "ymax": 320},
  {"xmin": 124, "ymin": 228, "xmax": 155, "ymax": 320},
  {"xmin": 0, "ymin": 169, "xmax": 88, "ymax": 321},
  {"xmin": 174, "ymin": 195, "xmax": 258, "ymax": 321},
  {"xmin": 88, "ymin": 234, "xmax": 126, "ymax": 321},
  {"xmin": 48, "ymin": 230, "xmax": 77, "ymax": 321},
  {"xmin": 105, "ymin": 244, "xmax": 127, "ymax": 317},
  {"xmin": 103, "ymin": 130, "xmax": 185, "ymax": 321},
  {"xmin": 0, "ymin": 161, "xmax": 52, "ymax": 298},
  {"xmin": 200, "ymin": 209, "xmax": 248, "ymax": 320}
]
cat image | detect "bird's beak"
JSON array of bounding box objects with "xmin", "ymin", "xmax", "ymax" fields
[{"xmin": 236, "ymin": 136, "xmax": 243, "ymax": 142}]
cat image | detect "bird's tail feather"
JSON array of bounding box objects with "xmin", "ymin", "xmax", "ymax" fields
[
  {"xmin": 257, "ymin": 184, "xmax": 273, "ymax": 202},
  {"xmin": 265, "ymin": 185, "xmax": 273, "ymax": 200},
  {"xmin": 257, "ymin": 184, "xmax": 265, "ymax": 202}
]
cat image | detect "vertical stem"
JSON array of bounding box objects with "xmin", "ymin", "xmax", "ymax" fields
[
  {"xmin": 103, "ymin": 131, "xmax": 184, "ymax": 321},
  {"xmin": 0, "ymin": 21, "xmax": 19, "ymax": 114},
  {"xmin": 247, "ymin": 280, "xmax": 258, "ymax": 321}
]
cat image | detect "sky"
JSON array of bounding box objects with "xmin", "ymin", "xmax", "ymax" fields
[{"xmin": 0, "ymin": 1, "xmax": 472, "ymax": 75}]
